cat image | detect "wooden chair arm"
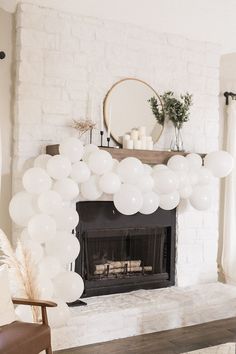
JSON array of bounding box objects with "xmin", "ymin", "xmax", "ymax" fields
[{"xmin": 12, "ymin": 298, "xmax": 57, "ymax": 326}]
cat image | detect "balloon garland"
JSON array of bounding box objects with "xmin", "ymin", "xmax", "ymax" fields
[{"xmin": 8, "ymin": 137, "xmax": 234, "ymax": 327}]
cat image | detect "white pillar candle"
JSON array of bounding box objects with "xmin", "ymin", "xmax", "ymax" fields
[
  {"xmin": 123, "ymin": 134, "xmax": 130, "ymax": 148},
  {"xmin": 141, "ymin": 136, "xmax": 147, "ymax": 150},
  {"xmin": 134, "ymin": 140, "xmax": 142, "ymax": 150},
  {"xmin": 146, "ymin": 136, "xmax": 152, "ymax": 142},
  {"xmin": 147, "ymin": 141, "xmax": 154, "ymax": 150},
  {"xmin": 139, "ymin": 126, "xmax": 146, "ymax": 137},
  {"xmin": 131, "ymin": 129, "xmax": 139, "ymax": 141},
  {"xmin": 100, "ymin": 101, "xmax": 104, "ymax": 131},
  {"xmin": 126, "ymin": 139, "xmax": 134, "ymax": 149}
]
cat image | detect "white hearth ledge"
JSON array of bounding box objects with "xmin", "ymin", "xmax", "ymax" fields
[{"xmin": 52, "ymin": 282, "xmax": 236, "ymax": 351}]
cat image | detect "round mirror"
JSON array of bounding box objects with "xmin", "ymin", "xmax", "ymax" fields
[{"xmin": 103, "ymin": 78, "xmax": 164, "ymax": 145}]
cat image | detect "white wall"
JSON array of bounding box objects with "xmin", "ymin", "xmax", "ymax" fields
[
  {"xmin": 0, "ymin": 0, "xmax": 236, "ymax": 54},
  {"xmin": 0, "ymin": 9, "xmax": 13, "ymax": 237}
]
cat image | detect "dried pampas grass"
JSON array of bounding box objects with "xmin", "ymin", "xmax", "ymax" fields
[
  {"xmin": 71, "ymin": 119, "xmax": 96, "ymax": 137},
  {"xmin": 0, "ymin": 230, "xmax": 40, "ymax": 322}
]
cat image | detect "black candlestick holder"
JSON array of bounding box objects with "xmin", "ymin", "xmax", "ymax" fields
[
  {"xmin": 107, "ymin": 137, "xmax": 110, "ymax": 147},
  {"xmin": 100, "ymin": 130, "xmax": 104, "ymax": 147}
]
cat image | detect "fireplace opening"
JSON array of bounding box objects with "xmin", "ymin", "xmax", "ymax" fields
[{"xmin": 75, "ymin": 201, "xmax": 176, "ymax": 297}]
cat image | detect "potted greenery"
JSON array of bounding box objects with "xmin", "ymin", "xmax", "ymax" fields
[{"xmin": 149, "ymin": 91, "xmax": 193, "ymax": 151}]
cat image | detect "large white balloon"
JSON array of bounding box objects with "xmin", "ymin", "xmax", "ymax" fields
[
  {"xmin": 167, "ymin": 155, "xmax": 189, "ymax": 172},
  {"xmin": 39, "ymin": 256, "xmax": 61, "ymax": 279},
  {"xmin": 179, "ymin": 184, "xmax": 193, "ymax": 199},
  {"xmin": 112, "ymin": 159, "xmax": 120, "ymax": 173},
  {"xmin": 59, "ymin": 137, "xmax": 84, "ymax": 163},
  {"xmin": 53, "ymin": 271, "xmax": 84, "ymax": 303},
  {"xmin": 47, "ymin": 299, "xmax": 71, "ymax": 328},
  {"xmin": 53, "ymin": 178, "xmax": 79, "ymax": 201},
  {"xmin": 152, "ymin": 164, "xmax": 168, "ymax": 174},
  {"xmin": 23, "ymin": 167, "xmax": 52, "ymax": 194},
  {"xmin": 143, "ymin": 164, "xmax": 153, "ymax": 175},
  {"xmin": 70, "ymin": 161, "xmax": 91, "ymax": 183},
  {"xmin": 117, "ymin": 157, "xmax": 144, "ymax": 184},
  {"xmin": 186, "ymin": 153, "xmax": 202, "ymax": 171},
  {"xmin": 88, "ymin": 150, "xmax": 113, "ymax": 175},
  {"xmin": 114, "ymin": 184, "xmax": 143, "ymax": 215},
  {"xmin": 175, "ymin": 171, "xmax": 189, "ymax": 190},
  {"xmin": 9, "ymin": 191, "xmax": 37, "ymax": 227},
  {"xmin": 53, "ymin": 207, "xmax": 79, "ymax": 231},
  {"xmin": 34, "ymin": 154, "xmax": 51, "ymax": 169},
  {"xmin": 189, "ymin": 185, "xmax": 212, "ymax": 210},
  {"xmin": 80, "ymin": 175, "xmax": 102, "ymax": 200},
  {"xmin": 37, "ymin": 274, "xmax": 54, "ymax": 299},
  {"xmin": 140, "ymin": 192, "xmax": 159, "ymax": 214},
  {"xmin": 18, "ymin": 240, "xmax": 44, "ymax": 264},
  {"xmin": 47, "ymin": 155, "xmax": 72, "ymax": 180},
  {"xmin": 159, "ymin": 191, "xmax": 180, "ymax": 210},
  {"xmin": 37, "ymin": 190, "xmax": 63, "ymax": 214},
  {"xmin": 153, "ymin": 169, "xmax": 179, "ymax": 194},
  {"xmin": 28, "ymin": 213, "xmax": 56, "ymax": 243},
  {"xmin": 204, "ymin": 150, "xmax": 234, "ymax": 178},
  {"xmin": 135, "ymin": 174, "xmax": 154, "ymax": 192},
  {"xmin": 99, "ymin": 172, "xmax": 121, "ymax": 194},
  {"xmin": 82, "ymin": 144, "xmax": 99, "ymax": 162},
  {"xmin": 46, "ymin": 232, "xmax": 80, "ymax": 265},
  {"xmin": 197, "ymin": 166, "xmax": 213, "ymax": 185}
]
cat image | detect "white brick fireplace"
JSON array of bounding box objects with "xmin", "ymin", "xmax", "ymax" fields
[{"xmin": 13, "ymin": 2, "xmax": 220, "ymax": 290}]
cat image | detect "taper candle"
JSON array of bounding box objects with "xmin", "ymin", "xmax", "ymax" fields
[{"xmin": 100, "ymin": 101, "xmax": 104, "ymax": 131}]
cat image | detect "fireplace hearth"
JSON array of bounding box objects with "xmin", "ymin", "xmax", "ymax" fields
[{"xmin": 75, "ymin": 202, "xmax": 176, "ymax": 297}]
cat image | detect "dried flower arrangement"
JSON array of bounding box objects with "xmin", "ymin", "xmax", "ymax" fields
[
  {"xmin": 71, "ymin": 119, "xmax": 97, "ymax": 137},
  {"xmin": 0, "ymin": 230, "xmax": 40, "ymax": 322}
]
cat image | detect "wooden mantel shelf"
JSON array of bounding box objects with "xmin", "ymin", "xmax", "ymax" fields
[{"xmin": 46, "ymin": 144, "xmax": 201, "ymax": 165}]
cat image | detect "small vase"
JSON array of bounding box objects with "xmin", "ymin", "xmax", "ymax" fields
[{"xmin": 170, "ymin": 126, "xmax": 184, "ymax": 152}]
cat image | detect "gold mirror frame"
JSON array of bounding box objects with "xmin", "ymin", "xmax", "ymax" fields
[{"xmin": 103, "ymin": 78, "xmax": 164, "ymax": 146}]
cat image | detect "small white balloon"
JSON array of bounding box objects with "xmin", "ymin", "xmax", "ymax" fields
[
  {"xmin": 53, "ymin": 271, "xmax": 84, "ymax": 303},
  {"xmin": 53, "ymin": 178, "xmax": 79, "ymax": 201},
  {"xmin": 117, "ymin": 157, "xmax": 144, "ymax": 184},
  {"xmin": 28, "ymin": 213, "xmax": 56, "ymax": 244},
  {"xmin": 47, "ymin": 299, "xmax": 71, "ymax": 328},
  {"xmin": 179, "ymin": 184, "xmax": 193, "ymax": 199},
  {"xmin": 34, "ymin": 154, "xmax": 51, "ymax": 169},
  {"xmin": 82, "ymin": 144, "xmax": 99, "ymax": 162},
  {"xmin": 152, "ymin": 164, "xmax": 168, "ymax": 174},
  {"xmin": 38, "ymin": 190, "xmax": 63, "ymax": 214},
  {"xmin": 88, "ymin": 150, "xmax": 113, "ymax": 175},
  {"xmin": 189, "ymin": 171, "xmax": 199, "ymax": 185},
  {"xmin": 204, "ymin": 150, "xmax": 234, "ymax": 178},
  {"xmin": 70, "ymin": 161, "xmax": 91, "ymax": 183},
  {"xmin": 99, "ymin": 172, "xmax": 121, "ymax": 194},
  {"xmin": 159, "ymin": 191, "xmax": 180, "ymax": 210},
  {"xmin": 135, "ymin": 174, "xmax": 154, "ymax": 192},
  {"xmin": 114, "ymin": 184, "xmax": 143, "ymax": 215},
  {"xmin": 167, "ymin": 155, "xmax": 189, "ymax": 172},
  {"xmin": 23, "ymin": 167, "xmax": 52, "ymax": 194},
  {"xmin": 197, "ymin": 166, "xmax": 213, "ymax": 185},
  {"xmin": 80, "ymin": 175, "xmax": 102, "ymax": 200},
  {"xmin": 59, "ymin": 137, "xmax": 84, "ymax": 163},
  {"xmin": 46, "ymin": 232, "xmax": 80, "ymax": 265},
  {"xmin": 9, "ymin": 191, "xmax": 38, "ymax": 227},
  {"xmin": 176, "ymin": 171, "xmax": 189, "ymax": 190},
  {"xmin": 39, "ymin": 256, "xmax": 61, "ymax": 279},
  {"xmin": 143, "ymin": 164, "xmax": 153, "ymax": 175},
  {"xmin": 140, "ymin": 192, "xmax": 159, "ymax": 214},
  {"xmin": 53, "ymin": 207, "xmax": 79, "ymax": 231},
  {"xmin": 153, "ymin": 169, "xmax": 179, "ymax": 194},
  {"xmin": 112, "ymin": 159, "xmax": 120, "ymax": 173},
  {"xmin": 47, "ymin": 155, "xmax": 72, "ymax": 180},
  {"xmin": 186, "ymin": 153, "xmax": 202, "ymax": 171},
  {"xmin": 189, "ymin": 185, "xmax": 212, "ymax": 210}
]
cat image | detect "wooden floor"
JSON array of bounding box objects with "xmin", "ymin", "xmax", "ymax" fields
[{"xmin": 55, "ymin": 317, "xmax": 236, "ymax": 354}]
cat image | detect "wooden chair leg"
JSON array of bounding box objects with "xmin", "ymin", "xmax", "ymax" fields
[{"xmin": 46, "ymin": 346, "xmax": 53, "ymax": 354}]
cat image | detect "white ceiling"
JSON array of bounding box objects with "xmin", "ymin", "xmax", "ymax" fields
[{"xmin": 0, "ymin": 0, "xmax": 236, "ymax": 54}]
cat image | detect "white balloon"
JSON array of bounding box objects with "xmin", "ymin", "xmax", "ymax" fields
[
  {"xmin": 152, "ymin": 164, "xmax": 168, "ymax": 174},
  {"xmin": 80, "ymin": 175, "xmax": 102, "ymax": 200},
  {"xmin": 47, "ymin": 299, "xmax": 71, "ymax": 328},
  {"xmin": 153, "ymin": 169, "xmax": 179, "ymax": 194},
  {"xmin": 20, "ymin": 228, "xmax": 30, "ymax": 243},
  {"xmin": 39, "ymin": 256, "xmax": 61, "ymax": 279},
  {"xmin": 18, "ymin": 239, "xmax": 44, "ymax": 264},
  {"xmin": 28, "ymin": 213, "xmax": 56, "ymax": 244},
  {"xmin": 23, "ymin": 167, "xmax": 52, "ymax": 194},
  {"xmin": 53, "ymin": 271, "xmax": 84, "ymax": 303},
  {"xmin": 204, "ymin": 150, "xmax": 234, "ymax": 178},
  {"xmin": 189, "ymin": 185, "xmax": 212, "ymax": 210},
  {"xmin": 70, "ymin": 161, "xmax": 91, "ymax": 183},
  {"xmin": 167, "ymin": 155, "xmax": 189, "ymax": 172},
  {"xmin": 9, "ymin": 191, "xmax": 37, "ymax": 227},
  {"xmin": 197, "ymin": 166, "xmax": 213, "ymax": 185},
  {"xmin": 159, "ymin": 191, "xmax": 180, "ymax": 210},
  {"xmin": 175, "ymin": 171, "xmax": 189, "ymax": 190},
  {"xmin": 143, "ymin": 164, "xmax": 153, "ymax": 175},
  {"xmin": 47, "ymin": 155, "xmax": 72, "ymax": 180},
  {"xmin": 186, "ymin": 153, "xmax": 202, "ymax": 171},
  {"xmin": 53, "ymin": 207, "xmax": 79, "ymax": 231},
  {"xmin": 34, "ymin": 154, "xmax": 51, "ymax": 169},
  {"xmin": 53, "ymin": 178, "xmax": 79, "ymax": 201},
  {"xmin": 189, "ymin": 171, "xmax": 199, "ymax": 185},
  {"xmin": 114, "ymin": 184, "xmax": 143, "ymax": 215},
  {"xmin": 140, "ymin": 192, "xmax": 159, "ymax": 214},
  {"xmin": 112, "ymin": 159, "xmax": 119, "ymax": 173},
  {"xmin": 99, "ymin": 172, "xmax": 121, "ymax": 194},
  {"xmin": 117, "ymin": 157, "xmax": 144, "ymax": 184},
  {"xmin": 38, "ymin": 190, "xmax": 63, "ymax": 214},
  {"xmin": 88, "ymin": 150, "xmax": 113, "ymax": 175},
  {"xmin": 135, "ymin": 174, "xmax": 154, "ymax": 192},
  {"xmin": 179, "ymin": 184, "xmax": 193, "ymax": 199},
  {"xmin": 82, "ymin": 144, "xmax": 99, "ymax": 162},
  {"xmin": 46, "ymin": 232, "xmax": 80, "ymax": 265},
  {"xmin": 37, "ymin": 274, "xmax": 54, "ymax": 299},
  {"xmin": 59, "ymin": 137, "xmax": 84, "ymax": 163}
]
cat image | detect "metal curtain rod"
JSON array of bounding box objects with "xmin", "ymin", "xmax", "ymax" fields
[{"xmin": 224, "ymin": 91, "xmax": 236, "ymax": 105}]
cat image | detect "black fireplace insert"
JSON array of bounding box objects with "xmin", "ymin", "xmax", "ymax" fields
[{"xmin": 75, "ymin": 201, "xmax": 176, "ymax": 297}]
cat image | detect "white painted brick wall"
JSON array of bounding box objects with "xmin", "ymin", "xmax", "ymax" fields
[{"xmin": 13, "ymin": 2, "xmax": 221, "ymax": 287}]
